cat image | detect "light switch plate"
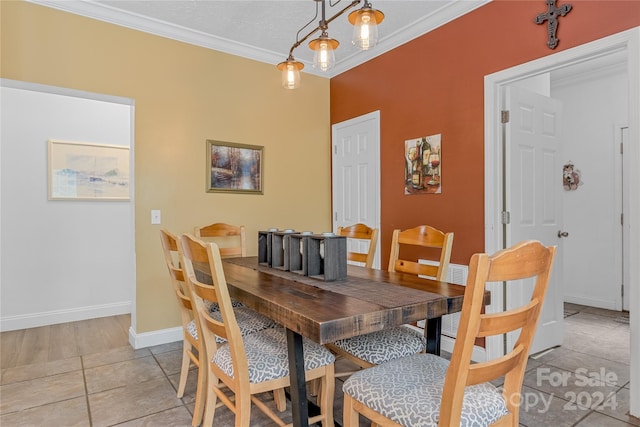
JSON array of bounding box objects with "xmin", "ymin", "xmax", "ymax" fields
[{"xmin": 151, "ymin": 210, "xmax": 161, "ymax": 224}]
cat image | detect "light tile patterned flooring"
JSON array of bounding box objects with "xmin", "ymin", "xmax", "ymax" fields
[{"xmin": 0, "ymin": 303, "xmax": 636, "ymax": 426}]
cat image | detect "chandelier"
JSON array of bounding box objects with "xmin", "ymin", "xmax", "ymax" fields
[{"xmin": 277, "ymin": 0, "xmax": 384, "ymax": 89}]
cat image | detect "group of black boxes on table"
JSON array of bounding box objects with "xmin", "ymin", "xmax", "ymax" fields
[{"xmin": 258, "ymin": 229, "xmax": 347, "ymax": 281}]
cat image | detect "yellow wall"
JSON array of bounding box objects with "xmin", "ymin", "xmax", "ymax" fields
[{"xmin": 1, "ymin": 1, "xmax": 332, "ymax": 334}]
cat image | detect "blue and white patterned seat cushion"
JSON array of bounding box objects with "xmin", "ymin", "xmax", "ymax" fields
[
  {"xmin": 343, "ymin": 353, "xmax": 508, "ymax": 427},
  {"xmin": 213, "ymin": 327, "xmax": 335, "ymax": 384},
  {"xmin": 331, "ymin": 326, "xmax": 426, "ymax": 365},
  {"xmin": 186, "ymin": 307, "xmax": 277, "ymax": 343},
  {"xmin": 186, "ymin": 319, "xmax": 198, "ymax": 339},
  {"xmin": 203, "ymin": 299, "xmax": 244, "ymax": 312},
  {"xmin": 210, "ymin": 307, "xmax": 278, "ymax": 343}
]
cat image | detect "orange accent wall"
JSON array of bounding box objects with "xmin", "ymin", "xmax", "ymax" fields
[{"xmin": 331, "ymin": 0, "xmax": 640, "ymax": 267}]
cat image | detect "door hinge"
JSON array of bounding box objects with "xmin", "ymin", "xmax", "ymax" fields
[
  {"xmin": 620, "ymin": 142, "xmax": 624, "ymax": 154},
  {"xmin": 501, "ymin": 211, "xmax": 511, "ymax": 225},
  {"xmin": 334, "ymin": 145, "xmax": 338, "ymax": 155},
  {"xmin": 334, "ymin": 212, "xmax": 338, "ymax": 221},
  {"xmin": 621, "ymin": 284, "xmax": 624, "ymax": 298},
  {"xmin": 501, "ymin": 110, "xmax": 510, "ymax": 124},
  {"xmin": 621, "ymin": 213, "xmax": 624, "ymax": 226}
]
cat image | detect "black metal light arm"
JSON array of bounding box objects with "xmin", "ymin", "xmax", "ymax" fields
[{"xmin": 287, "ymin": 0, "xmax": 361, "ymax": 58}]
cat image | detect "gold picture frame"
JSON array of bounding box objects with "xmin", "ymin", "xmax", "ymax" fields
[{"xmin": 206, "ymin": 140, "xmax": 263, "ymax": 194}]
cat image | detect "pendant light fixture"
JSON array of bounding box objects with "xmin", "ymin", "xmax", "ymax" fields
[
  {"xmin": 277, "ymin": 55, "xmax": 304, "ymax": 90},
  {"xmin": 277, "ymin": 0, "xmax": 384, "ymax": 89},
  {"xmin": 309, "ymin": 31, "xmax": 338, "ymax": 71},
  {"xmin": 348, "ymin": 1, "xmax": 385, "ymax": 50}
]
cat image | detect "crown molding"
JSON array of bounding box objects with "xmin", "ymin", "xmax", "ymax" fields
[
  {"xmin": 27, "ymin": 0, "xmax": 282, "ymax": 64},
  {"xmin": 27, "ymin": 0, "xmax": 490, "ymax": 78},
  {"xmin": 331, "ymin": 0, "xmax": 490, "ymax": 76}
]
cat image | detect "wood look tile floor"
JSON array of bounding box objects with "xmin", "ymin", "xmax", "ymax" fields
[{"xmin": 1, "ymin": 304, "xmax": 636, "ymax": 426}]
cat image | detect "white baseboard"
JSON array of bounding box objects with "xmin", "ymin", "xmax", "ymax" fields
[
  {"xmin": 0, "ymin": 301, "xmax": 132, "ymax": 332},
  {"xmin": 564, "ymin": 295, "xmax": 618, "ymax": 311},
  {"xmin": 129, "ymin": 325, "xmax": 183, "ymax": 349}
]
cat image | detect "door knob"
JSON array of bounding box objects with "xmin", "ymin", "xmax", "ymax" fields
[{"xmin": 557, "ymin": 230, "xmax": 569, "ymax": 238}]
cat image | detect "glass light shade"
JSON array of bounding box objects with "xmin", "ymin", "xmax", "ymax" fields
[
  {"xmin": 309, "ymin": 37, "xmax": 339, "ymax": 72},
  {"xmin": 277, "ymin": 59, "xmax": 304, "ymax": 89},
  {"xmin": 348, "ymin": 7, "xmax": 385, "ymax": 50}
]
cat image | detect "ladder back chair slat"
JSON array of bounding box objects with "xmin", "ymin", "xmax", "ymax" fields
[
  {"xmin": 194, "ymin": 222, "xmax": 247, "ymax": 258},
  {"xmin": 388, "ymin": 225, "xmax": 454, "ymax": 281},
  {"xmin": 337, "ymin": 223, "xmax": 379, "ymax": 269}
]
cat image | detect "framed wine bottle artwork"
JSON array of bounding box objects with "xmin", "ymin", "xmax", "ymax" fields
[{"xmin": 404, "ymin": 133, "xmax": 442, "ymax": 195}]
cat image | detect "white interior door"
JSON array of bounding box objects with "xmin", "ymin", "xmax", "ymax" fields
[
  {"xmin": 331, "ymin": 111, "xmax": 381, "ymax": 269},
  {"xmin": 560, "ymin": 122, "xmax": 623, "ymax": 309},
  {"xmin": 504, "ymin": 85, "xmax": 564, "ymax": 355}
]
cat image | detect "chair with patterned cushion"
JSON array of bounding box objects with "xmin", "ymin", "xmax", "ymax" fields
[
  {"xmin": 342, "ymin": 240, "xmax": 556, "ymax": 427},
  {"xmin": 326, "ymin": 225, "xmax": 453, "ymax": 371},
  {"xmin": 337, "ymin": 223, "xmax": 379, "ymax": 268},
  {"xmin": 194, "ymin": 222, "xmax": 246, "ymax": 258},
  {"xmin": 179, "ymin": 233, "xmax": 336, "ymax": 427},
  {"xmin": 160, "ymin": 229, "xmax": 280, "ymax": 425}
]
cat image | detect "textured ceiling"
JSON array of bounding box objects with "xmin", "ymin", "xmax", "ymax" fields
[{"xmin": 29, "ymin": 0, "xmax": 489, "ymax": 77}]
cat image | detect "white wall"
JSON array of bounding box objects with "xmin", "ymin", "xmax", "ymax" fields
[
  {"xmin": 552, "ymin": 64, "xmax": 628, "ymax": 309},
  {"xmin": 1, "ymin": 79, "xmax": 135, "ymax": 331}
]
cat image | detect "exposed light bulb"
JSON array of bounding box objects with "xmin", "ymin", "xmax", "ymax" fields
[
  {"xmin": 277, "ymin": 58, "xmax": 303, "ymax": 89},
  {"xmin": 310, "ymin": 35, "xmax": 338, "ymax": 71},
  {"xmin": 359, "ymin": 14, "xmax": 371, "ymax": 49},
  {"xmin": 284, "ymin": 63, "xmax": 298, "ymax": 89},
  {"xmin": 318, "ymin": 40, "xmax": 330, "ymax": 70},
  {"xmin": 352, "ymin": 10, "xmax": 378, "ymax": 50}
]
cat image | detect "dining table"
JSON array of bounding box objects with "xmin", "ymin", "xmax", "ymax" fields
[{"xmin": 194, "ymin": 256, "xmax": 489, "ymax": 427}]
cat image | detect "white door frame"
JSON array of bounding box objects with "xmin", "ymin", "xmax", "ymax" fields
[{"xmin": 484, "ymin": 27, "xmax": 640, "ymax": 417}]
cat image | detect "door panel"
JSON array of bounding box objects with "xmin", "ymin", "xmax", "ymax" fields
[{"xmin": 505, "ymin": 86, "xmax": 564, "ymax": 355}]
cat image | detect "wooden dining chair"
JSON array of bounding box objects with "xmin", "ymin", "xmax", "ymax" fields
[
  {"xmin": 337, "ymin": 223, "xmax": 379, "ymax": 268},
  {"xmin": 161, "ymin": 230, "xmax": 280, "ymax": 425},
  {"xmin": 326, "ymin": 225, "xmax": 453, "ymax": 371},
  {"xmin": 342, "ymin": 240, "xmax": 556, "ymax": 427},
  {"xmin": 194, "ymin": 222, "xmax": 246, "ymax": 258},
  {"xmin": 388, "ymin": 224, "xmax": 454, "ymax": 281},
  {"xmin": 159, "ymin": 229, "xmax": 206, "ymax": 427},
  {"xmin": 179, "ymin": 233, "xmax": 336, "ymax": 427}
]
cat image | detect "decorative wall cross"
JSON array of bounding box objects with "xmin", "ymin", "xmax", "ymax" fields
[{"xmin": 535, "ymin": 0, "xmax": 572, "ymax": 49}]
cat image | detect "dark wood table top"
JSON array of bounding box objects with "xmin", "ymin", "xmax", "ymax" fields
[{"xmin": 195, "ymin": 256, "xmax": 485, "ymax": 345}]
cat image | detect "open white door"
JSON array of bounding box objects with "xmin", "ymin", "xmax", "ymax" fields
[
  {"xmin": 504, "ymin": 85, "xmax": 564, "ymax": 354},
  {"xmin": 331, "ymin": 111, "xmax": 381, "ymax": 269},
  {"xmin": 621, "ymin": 126, "xmax": 630, "ymax": 312}
]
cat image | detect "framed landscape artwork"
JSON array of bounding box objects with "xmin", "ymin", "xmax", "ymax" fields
[
  {"xmin": 207, "ymin": 140, "xmax": 263, "ymax": 194},
  {"xmin": 48, "ymin": 140, "xmax": 130, "ymax": 201}
]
